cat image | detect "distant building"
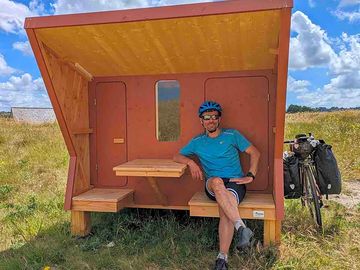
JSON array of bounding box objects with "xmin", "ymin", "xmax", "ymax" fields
[{"xmin": 11, "ymin": 107, "xmax": 56, "ymax": 124}]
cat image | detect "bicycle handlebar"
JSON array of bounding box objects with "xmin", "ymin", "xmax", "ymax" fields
[{"xmin": 284, "ymin": 133, "xmax": 316, "ymax": 144}]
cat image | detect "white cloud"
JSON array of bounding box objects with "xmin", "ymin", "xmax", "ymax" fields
[
  {"xmin": 289, "ymin": 11, "xmax": 360, "ymax": 108},
  {"xmin": 331, "ymin": 33, "xmax": 360, "ymax": 75},
  {"xmin": 338, "ymin": 0, "xmax": 360, "ymax": 8},
  {"xmin": 0, "ymin": 53, "xmax": 16, "ymax": 76},
  {"xmin": 308, "ymin": 0, "xmax": 315, "ymax": 8},
  {"xmin": 29, "ymin": 0, "xmax": 45, "ymax": 15},
  {"xmin": 156, "ymin": 0, "xmax": 212, "ymax": 6},
  {"xmin": 333, "ymin": 9, "xmax": 360, "ymax": 23},
  {"xmin": 51, "ymin": 0, "xmax": 151, "ymax": 14},
  {"xmin": 0, "ymin": 73, "xmax": 50, "ymax": 111},
  {"xmin": 287, "ymin": 76, "xmax": 311, "ymax": 94},
  {"xmin": 0, "ymin": 0, "xmax": 42, "ymax": 34},
  {"xmin": 289, "ymin": 11, "xmax": 337, "ymax": 70},
  {"xmin": 0, "ymin": 73, "xmax": 44, "ymax": 91},
  {"xmin": 333, "ymin": 0, "xmax": 360, "ymax": 23},
  {"xmin": 12, "ymin": 40, "xmax": 33, "ymax": 56},
  {"xmin": 51, "ymin": 0, "xmax": 214, "ymax": 14}
]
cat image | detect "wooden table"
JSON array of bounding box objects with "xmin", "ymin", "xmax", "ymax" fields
[{"xmin": 113, "ymin": 159, "xmax": 187, "ymax": 205}]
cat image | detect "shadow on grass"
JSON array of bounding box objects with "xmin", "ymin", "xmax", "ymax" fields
[{"xmin": 0, "ymin": 209, "xmax": 280, "ymax": 270}]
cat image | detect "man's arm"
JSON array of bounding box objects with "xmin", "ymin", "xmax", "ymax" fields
[
  {"xmin": 245, "ymin": 145, "xmax": 260, "ymax": 176},
  {"xmin": 173, "ymin": 153, "xmax": 203, "ymax": 180},
  {"xmin": 230, "ymin": 145, "xmax": 260, "ymax": 184}
]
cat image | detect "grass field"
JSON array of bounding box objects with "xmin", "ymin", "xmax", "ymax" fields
[{"xmin": 0, "ymin": 111, "xmax": 359, "ymax": 269}]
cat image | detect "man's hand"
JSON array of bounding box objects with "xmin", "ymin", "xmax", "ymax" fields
[
  {"xmin": 229, "ymin": 177, "xmax": 253, "ymax": 185},
  {"xmin": 187, "ymin": 160, "xmax": 204, "ymax": 181}
]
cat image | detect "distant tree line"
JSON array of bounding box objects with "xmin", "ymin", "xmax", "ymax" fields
[
  {"xmin": 287, "ymin": 104, "xmax": 360, "ymax": 113},
  {"xmin": 0, "ymin": 112, "xmax": 11, "ymax": 118}
]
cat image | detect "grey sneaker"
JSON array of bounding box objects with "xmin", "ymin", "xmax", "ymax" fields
[
  {"xmin": 236, "ymin": 226, "xmax": 254, "ymax": 250},
  {"xmin": 214, "ymin": 258, "xmax": 228, "ymax": 270}
]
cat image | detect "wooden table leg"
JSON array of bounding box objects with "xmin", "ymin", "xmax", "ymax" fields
[{"xmin": 147, "ymin": 177, "xmax": 168, "ymax": 206}]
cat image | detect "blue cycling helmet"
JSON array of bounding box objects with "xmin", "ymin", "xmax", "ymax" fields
[{"xmin": 198, "ymin": 100, "xmax": 222, "ymax": 117}]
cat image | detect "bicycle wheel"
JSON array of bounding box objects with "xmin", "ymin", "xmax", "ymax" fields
[{"xmin": 304, "ymin": 166, "xmax": 322, "ymax": 228}]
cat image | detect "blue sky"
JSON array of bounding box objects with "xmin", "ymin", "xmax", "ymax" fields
[{"xmin": 0, "ymin": 0, "xmax": 359, "ymax": 111}]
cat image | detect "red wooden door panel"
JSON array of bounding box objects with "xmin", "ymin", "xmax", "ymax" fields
[
  {"xmin": 205, "ymin": 76, "xmax": 269, "ymax": 191},
  {"xmin": 96, "ymin": 81, "xmax": 127, "ymax": 187}
]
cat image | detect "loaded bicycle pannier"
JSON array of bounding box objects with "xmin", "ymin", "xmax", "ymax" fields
[
  {"xmin": 283, "ymin": 155, "xmax": 302, "ymax": 199},
  {"xmin": 314, "ymin": 143, "xmax": 341, "ymax": 195}
]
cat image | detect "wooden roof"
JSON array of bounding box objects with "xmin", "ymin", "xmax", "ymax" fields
[{"xmin": 25, "ymin": 0, "xmax": 293, "ymax": 77}]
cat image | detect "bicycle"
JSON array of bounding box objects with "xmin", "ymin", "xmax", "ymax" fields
[{"xmin": 284, "ymin": 133, "xmax": 324, "ymax": 229}]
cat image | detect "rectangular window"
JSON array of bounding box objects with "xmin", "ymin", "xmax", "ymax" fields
[{"xmin": 156, "ymin": 80, "xmax": 180, "ymax": 141}]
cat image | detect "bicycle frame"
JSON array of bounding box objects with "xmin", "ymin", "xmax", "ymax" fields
[
  {"xmin": 298, "ymin": 156, "xmax": 323, "ymax": 228},
  {"xmin": 284, "ymin": 133, "xmax": 324, "ymax": 229}
]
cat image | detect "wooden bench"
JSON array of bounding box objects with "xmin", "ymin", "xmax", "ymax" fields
[
  {"xmin": 71, "ymin": 188, "xmax": 134, "ymax": 236},
  {"xmin": 71, "ymin": 159, "xmax": 186, "ymax": 236},
  {"xmin": 188, "ymin": 192, "xmax": 280, "ymax": 246}
]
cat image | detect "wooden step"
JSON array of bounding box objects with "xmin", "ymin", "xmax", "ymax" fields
[
  {"xmin": 72, "ymin": 188, "xmax": 134, "ymax": 212},
  {"xmin": 189, "ymin": 192, "xmax": 276, "ymax": 220}
]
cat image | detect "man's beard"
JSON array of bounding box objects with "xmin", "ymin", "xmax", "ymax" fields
[
  {"xmin": 207, "ymin": 127, "xmax": 217, "ymax": 133},
  {"xmin": 205, "ymin": 123, "xmax": 219, "ymax": 133}
]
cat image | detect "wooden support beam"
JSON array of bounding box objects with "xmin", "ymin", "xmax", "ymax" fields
[
  {"xmin": 147, "ymin": 177, "xmax": 168, "ymax": 206},
  {"xmin": 72, "ymin": 128, "xmax": 93, "ymax": 135},
  {"xmin": 263, "ymin": 220, "xmax": 276, "ymax": 247},
  {"xmin": 73, "ymin": 62, "xmax": 94, "ymax": 81},
  {"xmin": 71, "ymin": 210, "xmax": 91, "ymax": 236},
  {"xmin": 275, "ymin": 220, "xmax": 282, "ymax": 244}
]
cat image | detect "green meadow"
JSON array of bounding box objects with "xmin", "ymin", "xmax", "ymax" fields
[{"xmin": 0, "ymin": 111, "xmax": 359, "ymax": 269}]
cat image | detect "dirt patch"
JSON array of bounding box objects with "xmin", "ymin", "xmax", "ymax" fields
[{"xmin": 327, "ymin": 180, "xmax": 360, "ymax": 208}]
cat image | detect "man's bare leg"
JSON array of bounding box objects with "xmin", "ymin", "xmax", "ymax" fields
[
  {"xmin": 218, "ymin": 207, "xmax": 234, "ymax": 255},
  {"xmin": 208, "ymin": 177, "xmax": 245, "ymax": 226}
]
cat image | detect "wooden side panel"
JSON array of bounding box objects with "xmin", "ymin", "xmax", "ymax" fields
[
  {"xmin": 40, "ymin": 44, "xmax": 91, "ymax": 197},
  {"xmin": 273, "ymin": 8, "xmax": 292, "ymax": 220}
]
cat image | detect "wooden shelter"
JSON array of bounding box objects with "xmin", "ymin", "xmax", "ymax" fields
[{"xmin": 25, "ymin": 0, "xmax": 293, "ymax": 245}]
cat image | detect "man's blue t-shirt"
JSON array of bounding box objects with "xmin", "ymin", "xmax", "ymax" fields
[{"xmin": 180, "ymin": 129, "xmax": 251, "ymax": 179}]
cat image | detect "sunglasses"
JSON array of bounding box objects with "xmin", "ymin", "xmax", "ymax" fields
[{"xmin": 201, "ymin": 115, "xmax": 220, "ymax": 120}]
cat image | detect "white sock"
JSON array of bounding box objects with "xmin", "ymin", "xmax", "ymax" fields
[
  {"xmin": 217, "ymin": 252, "xmax": 228, "ymax": 262},
  {"xmin": 234, "ymin": 219, "xmax": 246, "ymax": 230}
]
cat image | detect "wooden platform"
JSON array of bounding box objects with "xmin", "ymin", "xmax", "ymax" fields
[
  {"xmin": 72, "ymin": 188, "xmax": 134, "ymax": 212},
  {"xmin": 113, "ymin": 159, "xmax": 187, "ymax": 177},
  {"xmin": 189, "ymin": 192, "xmax": 280, "ymax": 246}
]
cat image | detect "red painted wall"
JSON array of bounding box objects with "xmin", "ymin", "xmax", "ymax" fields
[{"xmin": 89, "ymin": 70, "xmax": 277, "ymax": 206}]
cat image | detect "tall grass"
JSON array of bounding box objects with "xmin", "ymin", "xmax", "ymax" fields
[
  {"xmin": 0, "ymin": 111, "xmax": 359, "ymax": 269},
  {"xmin": 284, "ymin": 110, "xmax": 360, "ymax": 180},
  {"xmin": 158, "ymin": 100, "xmax": 180, "ymax": 142}
]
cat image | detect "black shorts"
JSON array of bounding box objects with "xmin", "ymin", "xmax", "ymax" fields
[{"xmin": 205, "ymin": 177, "xmax": 246, "ymax": 204}]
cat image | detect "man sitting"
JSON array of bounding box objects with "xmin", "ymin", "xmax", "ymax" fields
[{"xmin": 174, "ymin": 100, "xmax": 260, "ymax": 270}]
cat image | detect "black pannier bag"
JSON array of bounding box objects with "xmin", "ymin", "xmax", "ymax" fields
[
  {"xmin": 314, "ymin": 143, "xmax": 341, "ymax": 195},
  {"xmin": 283, "ymin": 155, "xmax": 302, "ymax": 199}
]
